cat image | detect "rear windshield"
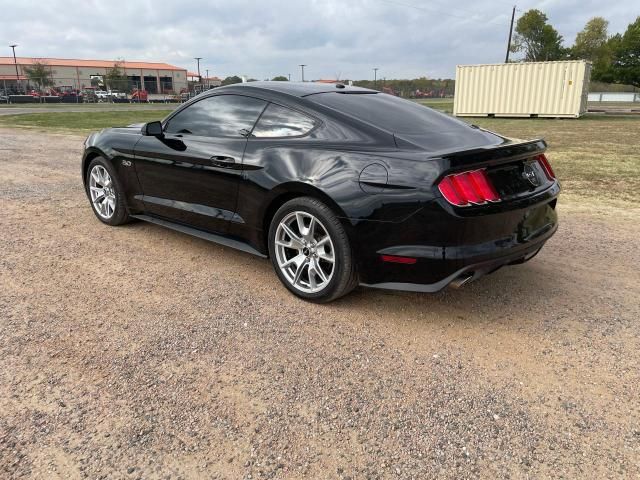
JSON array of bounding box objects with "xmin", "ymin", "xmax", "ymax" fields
[
  {"xmin": 308, "ymin": 91, "xmax": 505, "ymax": 152},
  {"xmin": 306, "ymin": 92, "xmax": 467, "ymax": 134},
  {"xmin": 307, "ymin": 92, "xmax": 467, "ymax": 134}
]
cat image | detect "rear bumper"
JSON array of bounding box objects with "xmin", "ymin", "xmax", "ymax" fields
[
  {"xmin": 361, "ymin": 222, "xmax": 554, "ymax": 292},
  {"xmin": 352, "ymin": 186, "xmax": 559, "ymax": 292}
]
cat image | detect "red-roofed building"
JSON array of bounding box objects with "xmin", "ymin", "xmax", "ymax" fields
[{"xmin": 0, "ymin": 57, "xmax": 189, "ymax": 94}]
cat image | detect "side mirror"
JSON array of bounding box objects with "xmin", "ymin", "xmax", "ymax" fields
[{"xmin": 142, "ymin": 121, "xmax": 163, "ymax": 137}]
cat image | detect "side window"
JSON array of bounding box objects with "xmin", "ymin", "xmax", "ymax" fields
[
  {"xmin": 252, "ymin": 103, "xmax": 316, "ymax": 138},
  {"xmin": 165, "ymin": 95, "xmax": 266, "ymax": 138}
]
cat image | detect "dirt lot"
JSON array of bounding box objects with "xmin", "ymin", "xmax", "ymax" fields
[{"xmin": 1, "ymin": 128, "xmax": 639, "ymax": 479}]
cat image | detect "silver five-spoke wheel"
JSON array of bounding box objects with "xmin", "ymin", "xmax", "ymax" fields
[
  {"xmin": 274, "ymin": 211, "xmax": 335, "ymax": 294},
  {"xmin": 89, "ymin": 165, "xmax": 116, "ymax": 219}
]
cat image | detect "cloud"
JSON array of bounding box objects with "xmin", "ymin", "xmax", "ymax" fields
[{"xmin": 0, "ymin": 0, "xmax": 637, "ymax": 80}]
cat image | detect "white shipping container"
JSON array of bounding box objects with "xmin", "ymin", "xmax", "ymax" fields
[{"xmin": 454, "ymin": 60, "xmax": 591, "ymax": 118}]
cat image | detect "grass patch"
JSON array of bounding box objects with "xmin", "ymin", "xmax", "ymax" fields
[
  {"xmin": 414, "ymin": 98, "xmax": 454, "ymax": 113},
  {"xmin": 0, "ymin": 110, "xmax": 173, "ymax": 133},
  {"xmin": 466, "ymin": 116, "xmax": 640, "ymax": 204}
]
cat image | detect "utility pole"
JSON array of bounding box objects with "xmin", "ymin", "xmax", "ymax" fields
[
  {"xmin": 194, "ymin": 57, "xmax": 202, "ymax": 84},
  {"xmin": 505, "ymin": 6, "xmax": 516, "ymax": 63},
  {"xmin": 288, "ymin": 73, "xmax": 291, "ymax": 81},
  {"xmin": 206, "ymin": 69, "xmax": 209, "ymax": 88},
  {"xmin": 373, "ymin": 68, "xmax": 379, "ymax": 89},
  {"xmin": 9, "ymin": 45, "xmax": 19, "ymax": 85},
  {"xmin": 299, "ymin": 64, "xmax": 306, "ymax": 82}
]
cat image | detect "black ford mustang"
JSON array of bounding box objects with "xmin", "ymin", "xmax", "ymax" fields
[{"xmin": 82, "ymin": 82, "xmax": 559, "ymax": 302}]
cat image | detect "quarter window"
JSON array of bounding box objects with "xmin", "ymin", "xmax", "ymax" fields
[
  {"xmin": 252, "ymin": 103, "xmax": 316, "ymax": 138},
  {"xmin": 165, "ymin": 94, "xmax": 267, "ymax": 138}
]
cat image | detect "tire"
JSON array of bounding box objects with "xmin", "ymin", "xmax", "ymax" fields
[
  {"xmin": 85, "ymin": 156, "xmax": 131, "ymax": 226},
  {"xmin": 268, "ymin": 197, "xmax": 358, "ymax": 303}
]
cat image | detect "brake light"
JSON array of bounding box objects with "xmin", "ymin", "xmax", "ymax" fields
[
  {"xmin": 536, "ymin": 154, "xmax": 556, "ymax": 180},
  {"xmin": 438, "ymin": 169, "xmax": 500, "ymax": 207}
]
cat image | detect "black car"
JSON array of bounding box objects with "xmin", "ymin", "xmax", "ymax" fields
[{"xmin": 82, "ymin": 82, "xmax": 559, "ymax": 302}]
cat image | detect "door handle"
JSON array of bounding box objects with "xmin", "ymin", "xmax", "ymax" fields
[{"xmin": 209, "ymin": 155, "xmax": 236, "ymax": 168}]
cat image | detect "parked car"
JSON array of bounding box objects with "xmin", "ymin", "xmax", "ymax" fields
[
  {"xmin": 95, "ymin": 90, "xmax": 109, "ymax": 100},
  {"xmin": 83, "ymin": 88, "xmax": 98, "ymax": 103},
  {"xmin": 108, "ymin": 90, "xmax": 127, "ymax": 99},
  {"xmin": 81, "ymin": 82, "xmax": 559, "ymax": 302}
]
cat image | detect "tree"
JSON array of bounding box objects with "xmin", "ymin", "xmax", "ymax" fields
[
  {"xmin": 572, "ymin": 17, "xmax": 609, "ymax": 59},
  {"xmin": 23, "ymin": 60, "xmax": 54, "ymax": 91},
  {"xmin": 608, "ymin": 16, "xmax": 640, "ymax": 88},
  {"xmin": 105, "ymin": 61, "xmax": 129, "ymax": 92},
  {"xmin": 571, "ymin": 17, "xmax": 612, "ymax": 80},
  {"xmin": 221, "ymin": 75, "xmax": 242, "ymax": 86},
  {"xmin": 271, "ymin": 76, "xmax": 289, "ymax": 81},
  {"xmin": 511, "ymin": 9, "xmax": 565, "ymax": 61}
]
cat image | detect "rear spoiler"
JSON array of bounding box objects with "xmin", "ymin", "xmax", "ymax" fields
[{"xmin": 442, "ymin": 138, "xmax": 547, "ymax": 170}]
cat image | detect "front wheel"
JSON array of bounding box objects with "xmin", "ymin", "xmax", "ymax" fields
[
  {"xmin": 268, "ymin": 197, "xmax": 358, "ymax": 303},
  {"xmin": 85, "ymin": 157, "xmax": 131, "ymax": 226}
]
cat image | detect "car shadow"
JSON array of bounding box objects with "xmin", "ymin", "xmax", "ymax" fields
[
  {"xmin": 131, "ymin": 220, "xmax": 567, "ymax": 324},
  {"xmin": 327, "ymin": 259, "xmax": 565, "ymax": 323}
]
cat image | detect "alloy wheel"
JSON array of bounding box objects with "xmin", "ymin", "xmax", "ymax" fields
[
  {"xmin": 89, "ymin": 165, "xmax": 116, "ymax": 219},
  {"xmin": 274, "ymin": 211, "xmax": 336, "ymax": 294}
]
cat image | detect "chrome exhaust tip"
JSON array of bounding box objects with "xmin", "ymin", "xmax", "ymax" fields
[{"xmin": 449, "ymin": 272, "xmax": 474, "ymax": 289}]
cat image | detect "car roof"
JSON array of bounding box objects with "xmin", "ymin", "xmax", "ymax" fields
[{"xmin": 218, "ymin": 81, "xmax": 376, "ymax": 98}]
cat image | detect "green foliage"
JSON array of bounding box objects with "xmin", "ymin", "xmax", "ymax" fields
[
  {"xmin": 608, "ymin": 16, "xmax": 640, "ymax": 87},
  {"xmin": 572, "ymin": 17, "xmax": 609, "ymax": 59},
  {"xmin": 571, "ymin": 17, "xmax": 613, "ymax": 81},
  {"xmin": 23, "ymin": 60, "xmax": 55, "ymax": 90},
  {"xmin": 221, "ymin": 76, "xmax": 243, "ymax": 86},
  {"xmin": 104, "ymin": 61, "xmax": 129, "ymax": 93},
  {"xmin": 271, "ymin": 76, "xmax": 289, "ymax": 81},
  {"xmin": 511, "ymin": 9, "xmax": 566, "ymax": 61}
]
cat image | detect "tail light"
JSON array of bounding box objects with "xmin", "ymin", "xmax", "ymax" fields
[
  {"xmin": 438, "ymin": 154, "xmax": 556, "ymax": 207},
  {"xmin": 438, "ymin": 169, "xmax": 500, "ymax": 207},
  {"xmin": 536, "ymin": 154, "xmax": 556, "ymax": 180}
]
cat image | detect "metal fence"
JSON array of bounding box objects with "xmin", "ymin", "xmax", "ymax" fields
[{"xmin": 587, "ymin": 92, "xmax": 640, "ymax": 103}]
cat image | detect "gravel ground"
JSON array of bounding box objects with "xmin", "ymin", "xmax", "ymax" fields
[{"xmin": 1, "ymin": 128, "xmax": 639, "ymax": 479}]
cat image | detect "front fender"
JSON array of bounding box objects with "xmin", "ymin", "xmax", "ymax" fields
[{"xmin": 81, "ymin": 129, "xmax": 144, "ymax": 212}]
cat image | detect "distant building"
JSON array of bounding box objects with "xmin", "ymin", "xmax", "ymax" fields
[
  {"xmin": 0, "ymin": 57, "xmax": 189, "ymax": 93},
  {"xmin": 187, "ymin": 72, "xmax": 222, "ymax": 87}
]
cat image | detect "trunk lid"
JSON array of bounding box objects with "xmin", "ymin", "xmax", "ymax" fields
[{"xmin": 437, "ymin": 138, "xmax": 555, "ymax": 203}]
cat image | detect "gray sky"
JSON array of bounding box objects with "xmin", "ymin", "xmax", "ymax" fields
[{"xmin": 1, "ymin": 0, "xmax": 636, "ymax": 80}]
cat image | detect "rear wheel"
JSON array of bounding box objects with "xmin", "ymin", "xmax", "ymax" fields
[
  {"xmin": 86, "ymin": 157, "xmax": 131, "ymax": 226},
  {"xmin": 268, "ymin": 197, "xmax": 358, "ymax": 302}
]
